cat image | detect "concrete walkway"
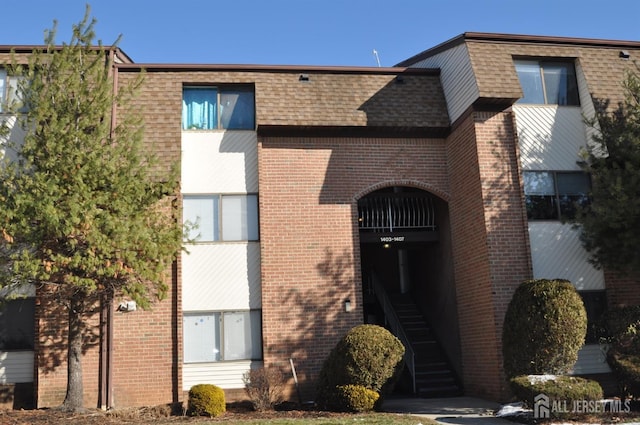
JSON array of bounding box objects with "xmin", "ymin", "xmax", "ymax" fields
[{"xmin": 382, "ymin": 396, "xmax": 514, "ymax": 424}]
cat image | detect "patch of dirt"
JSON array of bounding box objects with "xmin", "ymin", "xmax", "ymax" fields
[{"xmin": 0, "ymin": 401, "xmax": 352, "ymax": 424}]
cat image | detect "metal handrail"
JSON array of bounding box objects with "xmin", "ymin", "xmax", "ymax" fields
[{"xmin": 370, "ymin": 273, "xmax": 416, "ymax": 394}]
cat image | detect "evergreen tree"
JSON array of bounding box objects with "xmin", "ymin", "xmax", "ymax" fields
[
  {"xmin": 0, "ymin": 8, "xmax": 182, "ymax": 411},
  {"xmin": 578, "ymin": 67, "xmax": 640, "ymax": 274}
]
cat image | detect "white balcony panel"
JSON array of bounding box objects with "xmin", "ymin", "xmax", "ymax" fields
[
  {"xmin": 182, "ymin": 243, "xmax": 261, "ymax": 311},
  {"xmin": 181, "ymin": 131, "xmax": 258, "ymax": 194},
  {"xmin": 515, "ymin": 105, "xmax": 587, "ymax": 171},
  {"xmin": 529, "ymin": 222, "xmax": 605, "ymax": 290},
  {"xmin": 183, "ymin": 360, "xmax": 263, "ymax": 390},
  {"xmin": 0, "ymin": 351, "xmax": 33, "ymax": 384}
]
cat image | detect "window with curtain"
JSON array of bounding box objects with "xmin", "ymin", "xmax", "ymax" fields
[
  {"xmin": 182, "ymin": 86, "xmax": 254, "ymax": 130},
  {"xmin": 183, "ymin": 194, "xmax": 259, "ymax": 242},
  {"xmin": 183, "ymin": 310, "xmax": 262, "ymax": 363},
  {"xmin": 515, "ymin": 60, "xmax": 580, "ymax": 106},
  {"xmin": 523, "ymin": 171, "xmax": 590, "ymax": 220}
]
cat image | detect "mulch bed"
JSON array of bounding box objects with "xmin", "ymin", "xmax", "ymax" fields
[{"xmin": 0, "ymin": 401, "xmax": 352, "ymax": 424}]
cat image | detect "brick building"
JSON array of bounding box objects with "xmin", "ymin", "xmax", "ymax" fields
[{"xmin": 1, "ymin": 32, "xmax": 639, "ymax": 409}]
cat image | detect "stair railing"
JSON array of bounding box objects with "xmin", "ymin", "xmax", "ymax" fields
[{"xmin": 370, "ymin": 272, "xmax": 416, "ymax": 393}]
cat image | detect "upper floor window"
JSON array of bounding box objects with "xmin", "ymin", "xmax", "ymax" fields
[
  {"xmin": 523, "ymin": 171, "xmax": 590, "ymax": 220},
  {"xmin": 183, "ymin": 194, "xmax": 259, "ymax": 242},
  {"xmin": 0, "ymin": 69, "xmax": 21, "ymax": 113},
  {"xmin": 515, "ymin": 60, "xmax": 580, "ymax": 106},
  {"xmin": 182, "ymin": 86, "xmax": 255, "ymax": 130}
]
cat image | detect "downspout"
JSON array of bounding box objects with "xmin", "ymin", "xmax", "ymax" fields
[
  {"xmin": 107, "ymin": 48, "xmax": 118, "ymax": 411},
  {"xmin": 98, "ymin": 47, "xmax": 119, "ymax": 410}
]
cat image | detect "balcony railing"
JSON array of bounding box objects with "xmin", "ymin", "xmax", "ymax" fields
[{"xmin": 358, "ymin": 194, "xmax": 436, "ymax": 232}]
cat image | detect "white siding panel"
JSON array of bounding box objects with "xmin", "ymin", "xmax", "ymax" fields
[
  {"xmin": 182, "ymin": 243, "xmax": 261, "ymax": 311},
  {"xmin": 411, "ymin": 44, "xmax": 477, "ymax": 124},
  {"xmin": 529, "ymin": 222, "xmax": 605, "ymax": 290},
  {"xmin": 515, "ymin": 106, "xmax": 587, "ymax": 171},
  {"xmin": 183, "ymin": 360, "xmax": 263, "ymax": 390},
  {"xmin": 0, "ymin": 115, "xmax": 26, "ymax": 163},
  {"xmin": 576, "ymin": 60, "xmax": 604, "ymax": 157},
  {"xmin": 0, "ymin": 351, "xmax": 34, "ymax": 384},
  {"xmin": 181, "ymin": 131, "xmax": 258, "ymax": 194},
  {"xmin": 571, "ymin": 344, "xmax": 611, "ymax": 375}
]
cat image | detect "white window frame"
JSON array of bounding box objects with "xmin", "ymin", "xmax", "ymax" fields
[
  {"xmin": 0, "ymin": 69, "xmax": 21, "ymax": 113},
  {"xmin": 514, "ymin": 60, "xmax": 580, "ymax": 106},
  {"xmin": 183, "ymin": 194, "xmax": 259, "ymax": 243},
  {"xmin": 183, "ymin": 310, "xmax": 262, "ymax": 363},
  {"xmin": 523, "ymin": 170, "xmax": 590, "ymax": 221},
  {"xmin": 182, "ymin": 86, "xmax": 255, "ymax": 131}
]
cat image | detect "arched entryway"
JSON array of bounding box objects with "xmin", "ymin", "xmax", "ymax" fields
[{"xmin": 357, "ymin": 185, "xmax": 462, "ymax": 397}]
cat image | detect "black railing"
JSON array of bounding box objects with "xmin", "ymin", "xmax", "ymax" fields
[{"xmin": 358, "ymin": 195, "xmax": 436, "ymax": 232}]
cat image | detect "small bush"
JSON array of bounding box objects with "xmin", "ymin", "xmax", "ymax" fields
[
  {"xmin": 187, "ymin": 384, "xmax": 226, "ymax": 417},
  {"xmin": 242, "ymin": 366, "xmax": 286, "ymax": 411},
  {"xmin": 333, "ymin": 385, "xmax": 379, "ymax": 412},
  {"xmin": 511, "ymin": 375, "xmax": 603, "ymax": 418},
  {"xmin": 316, "ymin": 324, "xmax": 404, "ymax": 410},
  {"xmin": 609, "ymin": 352, "xmax": 640, "ymax": 397},
  {"xmin": 601, "ymin": 306, "xmax": 640, "ymax": 397},
  {"xmin": 502, "ymin": 279, "xmax": 587, "ymax": 378}
]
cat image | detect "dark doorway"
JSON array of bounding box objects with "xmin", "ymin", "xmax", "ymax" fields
[{"xmin": 358, "ymin": 186, "xmax": 463, "ymax": 396}]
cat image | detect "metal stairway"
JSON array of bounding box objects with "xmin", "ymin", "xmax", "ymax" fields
[{"xmin": 389, "ymin": 293, "xmax": 462, "ymax": 398}]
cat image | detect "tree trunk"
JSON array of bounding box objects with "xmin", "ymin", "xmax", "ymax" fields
[{"xmin": 62, "ymin": 293, "xmax": 85, "ymax": 411}]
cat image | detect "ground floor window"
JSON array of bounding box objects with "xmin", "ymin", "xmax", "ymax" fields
[
  {"xmin": 0, "ymin": 297, "xmax": 35, "ymax": 350},
  {"xmin": 183, "ymin": 310, "xmax": 262, "ymax": 362},
  {"xmin": 579, "ymin": 290, "xmax": 607, "ymax": 344}
]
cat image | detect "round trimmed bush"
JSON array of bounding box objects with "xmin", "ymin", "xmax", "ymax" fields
[
  {"xmin": 510, "ymin": 375, "xmax": 603, "ymax": 416},
  {"xmin": 316, "ymin": 324, "xmax": 404, "ymax": 409},
  {"xmin": 334, "ymin": 385, "xmax": 379, "ymax": 412},
  {"xmin": 188, "ymin": 384, "xmax": 226, "ymax": 417},
  {"xmin": 502, "ymin": 279, "xmax": 587, "ymax": 378},
  {"xmin": 601, "ymin": 306, "xmax": 640, "ymax": 396}
]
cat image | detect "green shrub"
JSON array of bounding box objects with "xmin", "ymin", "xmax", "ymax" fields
[
  {"xmin": 601, "ymin": 305, "xmax": 640, "ymax": 354},
  {"xmin": 510, "ymin": 375, "xmax": 603, "ymax": 418},
  {"xmin": 316, "ymin": 324, "xmax": 404, "ymax": 409},
  {"xmin": 187, "ymin": 384, "xmax": 226, "ymax": 417},
  {"xmin": 333, "ymin": 385, "xmax": 379, "ymax": 412},
  {"xmin": 242, "ymin": 366, "xmax": 286, "ymax": 411},
  {"xmin": 502, "ymin": 279, "xmax": 587, "ymax": 378},
  {"xmin": 601, "ymin": 306, "xmax": 640, "ymax": 397},
  {"xmin": 608, "ymin": 352, "xmax": 640, "ymax": 397}
]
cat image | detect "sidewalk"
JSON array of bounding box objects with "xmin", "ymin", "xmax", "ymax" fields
[{"xmin": 382, "ymin": 396, "xmax": 513, "ymax": 424}]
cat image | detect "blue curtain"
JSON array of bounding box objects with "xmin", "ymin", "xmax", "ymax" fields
[{"xmin": 182, "ymin": 88, "xmax": 217, "ymax": 129}]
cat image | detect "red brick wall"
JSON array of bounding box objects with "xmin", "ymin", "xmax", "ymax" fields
[
  {"xmin": 258, "ymin": 135, "xmax": 450, "ymax": 398},
  {"xmin": 605, "ymin": 271, "xmax": 640, "ymax": 307},
  {"xmin": 34, "ymin": 289, "xmax": 100, "ymax": 408},
  {"xmin": 34, "ymin": 271, "xmax": 179, "ymax": 409},
  {"xmin": 446, "ymin": 110, "xmax": 532, "ymax": 400}
]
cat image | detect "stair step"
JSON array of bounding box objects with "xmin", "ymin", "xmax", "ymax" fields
[
  {"xmin": 387, "ymin": 294, "xmax": 462, "ymax": 397},
  {"xmin": 418, "ymin": 385, "xmax": 462, "ymax": 398}
]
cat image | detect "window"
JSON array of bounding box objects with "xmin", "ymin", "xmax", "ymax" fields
[
  {"xmin": 0, "ymin": 298, "xmax": 35, "ymax": 350},
  {"xmin": 183, "ymin": 194, "xmax": 259, "ymax": 242},
  {"xmin": 182, "ymin": 86, "xmax": 255, "ymax": 130},
  {"xmin": 579, "ymin": 291, "xmax": 606, "ymax": 344},
  {"xmin": 183, "ymin": 310, "xmax": 262, "ymax": 362},
  {"xmin": 523, "ymin": 171, "xmax": 590, "ymax": 220},
  {"xmin": 0, "ymin": 69, "xmax": 21, "ymax": 113},
  {"xmin": 515, "ymin": 60, "xmax": 580, "ymax": 106}
]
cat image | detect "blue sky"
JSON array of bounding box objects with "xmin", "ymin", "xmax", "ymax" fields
[{"xmin": 1, "ymin": 1, "xmax": 639, "ymax": 67}]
